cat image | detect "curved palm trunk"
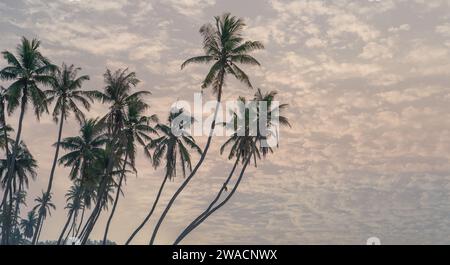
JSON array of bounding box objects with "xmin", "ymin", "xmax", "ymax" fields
[
  {"xmin": 174, "ymin": 154, "xmax": 240, "ymax": 244},
  {"xmin": 175, "ymin": 154, "xmax": 251, "ymax": 244},
  {"xmin": 1, "ymin": 88, "xmax": 27, "ymax": 245},
  {"xmin": 57, "ymin": 210, "xmax": 74, "ymax": 245},
  {"xmin": 125, "ymin": 174, "xmax": 169, "ymax": 245},
  {"xmin": 102, "ymin": 151, "xmax": 128, "ymax": 245},
  {"xmin": 36, "ymin": 110, "xmax": 65, "ymax": 239},
  {"xmin": 149, "ymin": 70, "xmax": 225, "ymax": 245}
]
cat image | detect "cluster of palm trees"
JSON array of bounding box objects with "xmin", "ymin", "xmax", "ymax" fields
[{"xmin": 0, "ymin": 13, "xmax": 290, "ymax": 245}]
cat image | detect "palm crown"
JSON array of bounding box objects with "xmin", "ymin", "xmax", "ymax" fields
[
  {"xmin": 149, "ymin": 109, "xmax": 202, "ymax": 180},
  {"xmin": 181, "ymin": 13, "xmax": 264, "ymax": 94},
  {"xmin": 0, "ymin": 37, "xmax": 56, "ymax": 118},
  {"xmin": 44, "ymin": 63, "xmax": 93, "ymax": 123}
]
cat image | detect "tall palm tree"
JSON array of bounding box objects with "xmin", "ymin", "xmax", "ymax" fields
[
  {"xmin": 102, "ymin": 99, "xmax": 157, "ymax": 244},
  {"xmin": 151, "ymin": 13, "xmax": 264, "ymax": 245},
  {"xmin": 31, "ymin": 191, "xmax": 56, "ymax": 244},
  {"xmin": 20, "ymin": 211, "xmax": 37, "ymax": 240},
  {"xmin": 174, "ymin": 89, "xmax": 290, "ymax": 244},
  {"xmin": 126, "ymin": 109, "xmax": 201, "ymax": 245},
  {"xmin": 0, "ymin": 37, "xmax": 55, "ymax": 244},
  {"xmin": 56, "ymin": 119, "xmax": 106, "ymax": 244},
  {"xmin": 35, "ymin": 63, "xmax": 94, "ymax": 240},
  {"xmin": 80, "ymin": 68, "xmax": 150, "ymax": 244}
]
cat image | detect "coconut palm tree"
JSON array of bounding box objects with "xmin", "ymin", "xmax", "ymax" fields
[
  {"xmin": 0, "ymin": 37, "xmax": 56, "ymax": 244},
  {"xmin": 126, "ymin": 109, "xmax": 201, "ymax": 245},
  {"xmin": 80, "ymin": 68, "xmax": 150, "ymax": 244},
  {"xmin": 174, "ymin": 89, "xmax": 290, "ymax": 244},
  {"xmin": 20, "ymin": 211, "xmax": 37, "ymax": 240},
  {"xmin": 36, "ymin": 63, "xmax": 94, "ymax": 239},
  {"xmin": 102, "ymin": 99, "xmax": 158, "ymax": 244},
  {"xmin": 56, "ymin": 119, "xmax": 107, "ymax": 244},
  {"xmin": 151, "ymin": 12, "xmax": 264, "ymax": 245},
  {"xmin": 31, "ymin": 191, "xmax": 56, "ymax": 244}
]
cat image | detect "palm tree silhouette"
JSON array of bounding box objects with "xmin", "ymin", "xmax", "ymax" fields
[
  {"xmin": 80, "ymin": 68, "xmax": 150, "ymax": 244},
  {"xmin": 151, "ymin": 12, "xmax": 264, "ymax": 245},
  {"xmin": 174, "ymin": 89, "xmax": 290, "ymax": 244},
  {"xmin": 56, "ymin": 119, "xmax": 107, "ymax": 244},
  {"xmin": 102, "ymin": 99, "xmax": 158, "ymax": 244},
  {"xmin": 35, "ymin": 63, "xmax": 95, "ymax": 241},
  {"xmin": 126, "ymin": 108, "xmax": 201, "ymax": 245},
  {"xmin": 0, "ymin": 38, "xmax": 55, "ymax": 244}
]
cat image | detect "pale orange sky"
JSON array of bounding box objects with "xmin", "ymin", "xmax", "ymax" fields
[{"xmin": 1, "ymin": 0, "xmax": 450, "ymax": 244}]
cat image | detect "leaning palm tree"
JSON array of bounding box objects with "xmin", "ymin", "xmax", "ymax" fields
[
  {"xmin": 36, "ymin": 63, "xmax": 94, "ymax": 240},
  {"xmin": 80, "ymin": 68, "xmax": 150, "ymax": 244},
  {"xmin": 31, "ymin": 191, "xmax": 56, "ymax": 244},
  {"xmin": 174, "ymin": 89, "xmax": 290, "ymax": 244},
  {"xmin": 151, "ymin": 12, "xmax": 263, "ymax": 245},
  {"xmin": 126, "ymin": 109, "xmax": 201, "ymax": 245},
  {"xmin": 102, "ymin": 99, "xmax": 158, "ymax": 244},
  {"xmin": 56, "ymin": 119, "xmax": 107, "ymax": 244},
  {"xmin": 0, "ymin": 37, "xmax": 55, "ymax": 244},
  {"xmin": 20, "ymin": 211, "xmax": 37, "ymax": 240}
]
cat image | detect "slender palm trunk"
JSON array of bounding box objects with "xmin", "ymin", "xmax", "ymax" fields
[
  {"xmin": 1, "ymin": 88, "xmax": 27, "ymax": 245},
  {"xmin": 174, "ymin": 154, "xmax": 240, "ymax": 244},
  {"xmin": 175, "ymin": 154, "xmax": 251, "ymax": 244},
  {"xmin": 125, "ymin": 174, "xmax": 169, "ymax": 245},
  {"xmin": 102, "ymin": 151, "xmax": 128, "ymax": 245},
  {"xmin": 35, "ymin": 110, "xmax": 65, "ymax": 239},
  {"xmin": 57, "ymin": 210, "xmax": 74, "ymax": 245},
  {"xmin": 149, "ymin": 70, "xmax": 225, "ymax": 245}
]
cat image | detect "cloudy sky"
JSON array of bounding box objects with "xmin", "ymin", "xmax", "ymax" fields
[{"xmin": 1, "ymin": 0, "xmax": 450, "ymax": 245}]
